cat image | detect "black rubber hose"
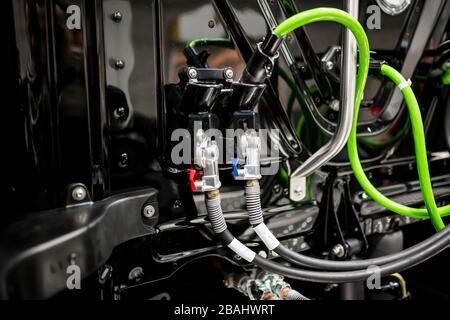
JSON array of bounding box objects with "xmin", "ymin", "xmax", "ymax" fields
[
  {"xmin": 217, "ymin": 228, "xmax": 450, "ymax": 283},
  {"xmin": 207, "ymin": 190, "xmax": 450, "ymax": 282},
  {"xmin": 246, "ymin": 181, "xmax": 450, "ymax": 271},
  {"xmin": 245, "ymin": 181, "xmax": 445, "ymax": 271},
  {"xmin": 273, "ymin": 229, "xmax": 450, "ymax": 271}
]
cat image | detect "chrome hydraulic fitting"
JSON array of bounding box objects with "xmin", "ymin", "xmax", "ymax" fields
[
  {"xmin": 231, "ymin": 109, "xmax": 262, "ymax": 181},
  {"xmin": 189, "ymin": 129, "xmax": 221, "ymax": 192},
  {"xmin": 232, "ymin": 129, "xmax": 262, "ymax": 180}
]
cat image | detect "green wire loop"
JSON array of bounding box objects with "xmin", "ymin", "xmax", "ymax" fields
[{"xmin": 274, "ymin": 8, "xmax": 448, "ymax": 231}]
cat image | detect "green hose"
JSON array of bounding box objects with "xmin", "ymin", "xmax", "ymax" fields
[
  {"xmin": 186, "ymin": 38, "xmax": 234, "ymax": 49},
  {"xmin": 274, "ymin": 8, "xmax": 448, "ymax": 231},
  {"xmin": 363, "ymin": 65, "xmax": 446, "ymax": 230}
]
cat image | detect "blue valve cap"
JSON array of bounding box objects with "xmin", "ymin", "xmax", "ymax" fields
[{"xmin": 232, "ymin": 157, "xmax": 240, "ymax": 177}]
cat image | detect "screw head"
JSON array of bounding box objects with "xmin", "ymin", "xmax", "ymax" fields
[
  {"xmin": 330, "ymin": 99, "xmax": 340, "ymax": 111},
  {"xmin": 173, "ymin": 200, "xmax": 182, "ymax": 209},
  {"xmin": 143, "ymin": 205, "xmax": 156, "ymax": 218},
  {"xmin": 325, "ymin": 61, "xmax": 334, "ymax": 71},
  {"xmin": 113, "ymin": 107, "xmax": 126, "ymax": 120},
  {"xmin": 118, "ymin": 153, "xmax": 129, "ymax": 168},
  {"xmin": 273, "ymin": 184, "xmax": 281, "ymax": 194},
  {"xmin": 112, "ymin": 11, "xmax": 123, "ymax": 22},
  {"xmin": 188, "ymin": 67, "xmax": 198, "ymax": 79},
  {"xmin": 224, "ymin": 68, "xmax": 234, "ymax": 80},
  {"xmin": 264, "ymin": 63, "xmax": 273, "ymax": 76},
  {"xmin": 72, "ymin": 187, "xmax": 87, "ymax": 202},
  {"xmin": 114, "ymin": 59, "xmax": 125, "ymax": 70},
  {"xmin": 331, "ymin": 244, "xmax": 346, "ymax": 258}
]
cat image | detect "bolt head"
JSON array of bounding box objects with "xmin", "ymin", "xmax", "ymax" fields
[
  {"xmin": 115, "ymin": 59, "xmax": 125, "ymax": 70},
  {"xmin": 113, "ymin": 107, "xmax": 126, "ymax": 120},
  {"xmin": 188, "ymin": 68, "xmax": 198, "ymax": 79},
  {"xmin": 143, "ymin": 205, "xmax": 156, "ymax": 218},
  {"xmin": 72, "ymin": 187, "xmax": 87, "ymax": 202},
  {"xmin": 224, "ymin": 68, "xmax": 234, "ymax": 79},
  {"xmin": 173, "ymin": 200, "xmax": 182, "ymax": 209},
  {"xmin": 326, "ymin": 61, "xmax": 334, "ymax": 71},
  {"xmin": 331, "ymin": 244, "xmax": 345, "ymax": 258},
  {"xmin": 112, "ymin": 11, "xmax": 123, "ymax": 22},
  {"xmin": 273, "ymin": 184, "xmax": 281, "ymax": 194},
  {"xmin": 330, "ymin": 99, "xmax": 340, "ymax": 111}
]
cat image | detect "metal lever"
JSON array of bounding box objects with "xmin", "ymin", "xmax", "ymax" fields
[{"xmin": 289, "ymin": 0, "xmax": 359, "ymax": 201}]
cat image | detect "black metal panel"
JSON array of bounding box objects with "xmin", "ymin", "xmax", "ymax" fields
[
  {"xmin": 0, "ymin": 188, "xmax": 159, "ymax": 299},
  {"xmin": 3, "ymin": 0, "xmax": 111, "ymax": 214}
]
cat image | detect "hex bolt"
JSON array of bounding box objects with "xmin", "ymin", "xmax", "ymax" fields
[
  {"xmin": 115, "ymin": 59, "xmax": 125, "ymax": 70},
  {"xmin": 325, "ymin": 61, "xmax": 334, "ymax": 71},
  {"xmin": 331, "ymin": 244, "xmax": 346, "ymax": 258},
  {"xmin": 113, "ymin": 107, "xmax": 126, "ymax": 120},
  {"xmin": 112, "ymin": 11, "xmax": 123, "ymax": 22},
  {"xmin": 72, "ymin": 187, "xmax": 87, "ymax": 202},
  {"xmin": 143, "ymin": 204, "xmax": 156, "ymax": 218},
  {"xmin": 188, "ymin": 67, "xmax": 198, "ymax": 79},
  {"xmin": 330, "ymin": 99, "xmax": 340, "ymax": 111},
  {"xmin": 224, "ymin": 68, "xmax": 234, "ymax": 80}
]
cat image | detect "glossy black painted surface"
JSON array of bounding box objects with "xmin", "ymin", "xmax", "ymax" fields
[
  {"xmin": 3, "ymin": 0, "xmax": 427, "ymax": 215},
  {"xmin": 3, "ymin": 0, "xmax": 450, "ymax": 300}
]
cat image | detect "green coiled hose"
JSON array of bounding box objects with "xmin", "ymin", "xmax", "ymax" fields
[{"xmin": 273, "ymin": 8, "xmax": 448, "ymax": 231}]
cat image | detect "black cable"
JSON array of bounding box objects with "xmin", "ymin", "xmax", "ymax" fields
[
  {"xmin": 208, "ymin": 191, "xmax": 450, "ymax": 283},
  {"xmin": 245, "ymin": 181, "xmax": 450, "ymax": 272},
  {"xmin": 217, "ymin": 227, "xmax": 450, "ymax": 283},
  {"xmin": 273, "ymin": 231, "xmax": 448, "ymax": 271}
]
